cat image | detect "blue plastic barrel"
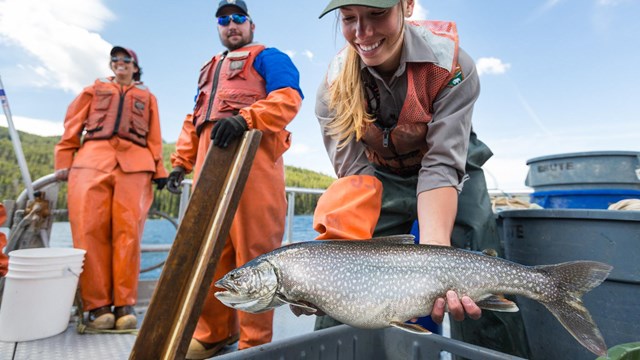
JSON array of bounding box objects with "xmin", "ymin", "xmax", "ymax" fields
[{"xmin": 530, "ymin": 189, "xmax": 640, "ymax": 209}]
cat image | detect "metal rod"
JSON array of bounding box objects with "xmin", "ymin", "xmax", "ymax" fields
[
  {"xmin": 285, "ymin": 192, "xmax": 295, "ymax": 244},
  {"xmin": 0, "ymin": 75, "xmax": 35, "ymax": 201},
  {"xmin": 0, "ymin": 75, "xmax": 49, "ymax": 246},
  {"xmin": 178, "ymin": 180, "xmax": 192, "ymax": 223}
]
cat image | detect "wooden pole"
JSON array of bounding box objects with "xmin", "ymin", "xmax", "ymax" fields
[{"xmin": 130, "ymin": 130, "xmax": 262, "ymax": 359}]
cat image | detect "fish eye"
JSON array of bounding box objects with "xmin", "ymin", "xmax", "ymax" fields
[{"xmin": 230, "ymin": 272, "xmax": 242, "ymax": 280}]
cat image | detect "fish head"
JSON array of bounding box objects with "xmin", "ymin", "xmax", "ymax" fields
[{"xmin": 214, "ymin": 259, "xmax": 279, "ymax": 313}]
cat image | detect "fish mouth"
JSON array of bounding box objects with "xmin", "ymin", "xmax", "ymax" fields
[
  {"xmin": 215, "ymin": 278, "xmax": 235, "ymax": 292},
  {"xmin": 214, "ymin": 290, "xmax": 261, "ymax": 309},
  {"xmin": 214, "ymin": 280, "xmax": 261, "ymax": 309}
]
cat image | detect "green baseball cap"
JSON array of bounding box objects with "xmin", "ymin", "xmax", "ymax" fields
[{"xmin": 319, "ymin": 0, "xmax": 400, "ymax": 19}]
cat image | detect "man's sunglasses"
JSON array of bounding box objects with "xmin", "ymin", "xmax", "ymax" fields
[
  {"xmin": 217, "ymin": 14, "xmax": 249, "ymax": 26},
  {"xmin": 111, "ymin": 56, "xmax": 133, "ymax": 64}
]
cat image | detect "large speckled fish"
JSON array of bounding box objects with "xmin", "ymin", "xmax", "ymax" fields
[{"xmin": 214, "ymin": 235, "xmax": 612, "ymax": 356}]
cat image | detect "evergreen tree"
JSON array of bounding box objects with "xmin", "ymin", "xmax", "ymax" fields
[{"xmin": 0, "ymin": 127, "xmax": 335, "ymax": 218}]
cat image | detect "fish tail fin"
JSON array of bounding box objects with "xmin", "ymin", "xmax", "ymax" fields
[{"xmin": 537, "ymin": 261, "xmax": 612, "ymax": 357}]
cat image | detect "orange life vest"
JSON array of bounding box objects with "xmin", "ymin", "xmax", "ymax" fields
[
  {"xmin": 83, "ymin": 77, "xmax": 152, "ymax": 147},
  {"xmin": 193, "ymin": 44, "xmax": 267, "ymax": 135},
  {"xmin": 330, "ymin": 21, "xmax": 460, "ymax": 176}
]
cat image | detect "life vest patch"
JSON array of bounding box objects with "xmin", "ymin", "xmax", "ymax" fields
[
  {"xmin": 135, "ymin": 101, "xmax": 145, "ymax": 111},
  {"xmin": 230, "ymin": 60, "xmax": 245, "ymax": 70},
  {"xmin": 447, "ymin": 66, "xmax": 464, "ymax": 87}
]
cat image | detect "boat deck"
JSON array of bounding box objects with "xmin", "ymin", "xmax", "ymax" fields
[{"xmin": 0, "ymin": 305, "xmax": 316, "ymax": 360}]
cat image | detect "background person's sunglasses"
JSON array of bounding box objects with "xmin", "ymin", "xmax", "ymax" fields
[
  {"xmin": 217, "ymin": 14, "xmax": 249, "ymax": 26},
  {"xmin": 111, "ymin": 56, "xmax": 133, "ymax": 64}
]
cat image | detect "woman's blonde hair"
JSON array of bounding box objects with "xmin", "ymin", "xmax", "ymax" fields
[
  {"xmin": 325, "ymin": 0, "xmax": 407, "ymax": 149},
  {"xmin": 325, "ymin": 46, "xmax": 373, "ymax": 149}
]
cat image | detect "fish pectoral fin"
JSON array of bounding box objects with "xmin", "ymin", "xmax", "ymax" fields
[
  {"xmin": 476, "ymin": 295, "xmax": 519, "ymax": 312},
  {"xmin": 390, "ymin": 321, "xmax": 433, "ymax": 335},
  {"xmin": 288, "ymin": 301, "xmax": 317, "ymax": 313},
  {"xmin": 277, "ymin": 296, "xmax": 318, "ymax": 313}
]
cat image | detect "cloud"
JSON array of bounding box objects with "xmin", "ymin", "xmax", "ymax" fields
[
  {"xmin": 475, "ymin": 57, "xmax": 511, "ymax": 76},
  {"xmin": 303, "ymin": 50, "xmax": 314, "ymax": 61},
  {"xmin": 0, "ymin": 0, "xmax": 115, "ymax": 94},
  {"xmin": 0, "ymin": 115, "xmax": 63, "ymax": 137},
  {"xmin": 483, "ymin": 156, "xmax": 530, "ymax": 190},
  {"xmin": 284, "ymin": 50, "xmax": 315, "ymax": 62},
  {"xmin": 287, "ymin": 143, "xmax": 312, "ymax": 155},
  {"xmin": 408, "ymin": 0, "xmax": 429, "ymax": 20}
]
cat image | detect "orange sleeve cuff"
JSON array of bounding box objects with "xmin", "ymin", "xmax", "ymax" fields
[{"xmin": 313, "ymin": 175, "xmax": 383, "ymax": 240}]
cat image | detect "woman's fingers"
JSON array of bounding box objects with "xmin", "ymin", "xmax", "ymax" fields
[
  {"xmin": 430, "ymin": 297, "xmax": 446, "ymax": 323},
  {"xmin": 440, "ymin": 291, "xmax": 483, "ymax": 322},
  {"xmin": 461, "ymin": 295, "xmax": 482, "ymax": 320}
]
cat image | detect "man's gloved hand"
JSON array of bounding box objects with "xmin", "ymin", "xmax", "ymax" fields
[
  {"xmin": 153, "ymin": 178, "xmax": 168, "ymax": 191},
  {"xmin": 167, "ymin": 167, "xmax": 186, "ymax": 194},
  {"xmin": 211, "ymin": 115, "xmax": 248, "ymax": 148}
]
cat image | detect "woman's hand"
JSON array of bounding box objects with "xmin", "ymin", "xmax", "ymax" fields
[{"xmin": 430, "ymin": 290, "xmax": 481, "ymax": 323}]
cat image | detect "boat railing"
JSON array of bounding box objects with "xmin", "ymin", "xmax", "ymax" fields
[
  {"xmin": 168, "ymin": 181, "xmax": 533, "ymax": 245},
  {"xmin": 5, "ymin": 176, "xmax": 330, "ymax": 274},
  {"xmin": 175, "ymin": 180, "xmax": 326, "ymax": 245}
]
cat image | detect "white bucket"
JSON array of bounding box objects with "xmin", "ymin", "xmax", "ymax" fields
[
  {"xmin": 7, "ymin": 262, "xmax": 84, "ymax": 273},
  {"xmin": 0, "ymin": 247, "xmax": 86, "ymax": 342},
  {"xmin": 8, "ymin": 257, "xmax": 84, "ymax": 265},
  {"xmin": 8, "ymin": 247, "xmax": 86, "ymax": 264}
]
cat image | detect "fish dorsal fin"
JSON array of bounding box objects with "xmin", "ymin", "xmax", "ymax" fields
[
  {"xmin": 476, "ymin": 294, "xmax": 519, "ymax": 312},
  {"xmin": 390, "ymin": 321, "xmax": 433, "ymax": 334},
  {"xmin": 370, "ymin": 235, "xmax": 416, "ymax": 244}
]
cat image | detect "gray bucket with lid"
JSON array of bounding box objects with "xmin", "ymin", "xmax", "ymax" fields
[{"xmin": 525, "ymin": 151, "xmax": 640, "ymax": 191}]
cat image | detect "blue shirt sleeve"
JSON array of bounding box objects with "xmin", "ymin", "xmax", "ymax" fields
[
  {"xmin": 253, "ymin": 48, "xmax": 304, "ymax": 100},
  {"xmin": 193, "ymin": 88, "xmax": 199, "ymax": 109}
]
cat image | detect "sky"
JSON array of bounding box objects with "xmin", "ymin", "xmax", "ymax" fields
[{"xmin": 1, "ymin": 0, "xmax": 639, "ymax": 190}]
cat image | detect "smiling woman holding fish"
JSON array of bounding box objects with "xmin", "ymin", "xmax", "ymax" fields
[{"xmin": 310, "ymin": 0, "xmax": 530, "ymax": 356}]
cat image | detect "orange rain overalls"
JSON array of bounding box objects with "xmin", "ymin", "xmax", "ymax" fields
[
  {"xmin": 54, "ymin": 77, "xmax": 167, "ymax": 311},
  {"xmin": 0, "ymin": 203, "xmax": 8, "ymax": 277},
  {"xmin": 171, "ymin": 45, "xmax": 302, "ymax": 349}
]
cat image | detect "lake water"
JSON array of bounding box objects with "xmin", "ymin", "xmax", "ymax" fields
[{"xmin": 49, "ymin": 215, "xmax": 318, "ymax": 280}]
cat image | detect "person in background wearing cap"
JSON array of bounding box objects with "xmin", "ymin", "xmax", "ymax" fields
[
  {"xmin": 167, "ymin": 0, "xmax": 303, "ymax": 358},
  {"xmin": 308, "ymin": 0, "xmax": 530, "ymax": 357},
  {"xmin": 54, "ymin": 46, "xmax": 168, "ymax": 331}
]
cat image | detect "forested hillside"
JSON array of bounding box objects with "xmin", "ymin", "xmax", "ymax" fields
[{"xmin": 0, "ymin": 127, "xmax": 334, "ymax": 217}]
